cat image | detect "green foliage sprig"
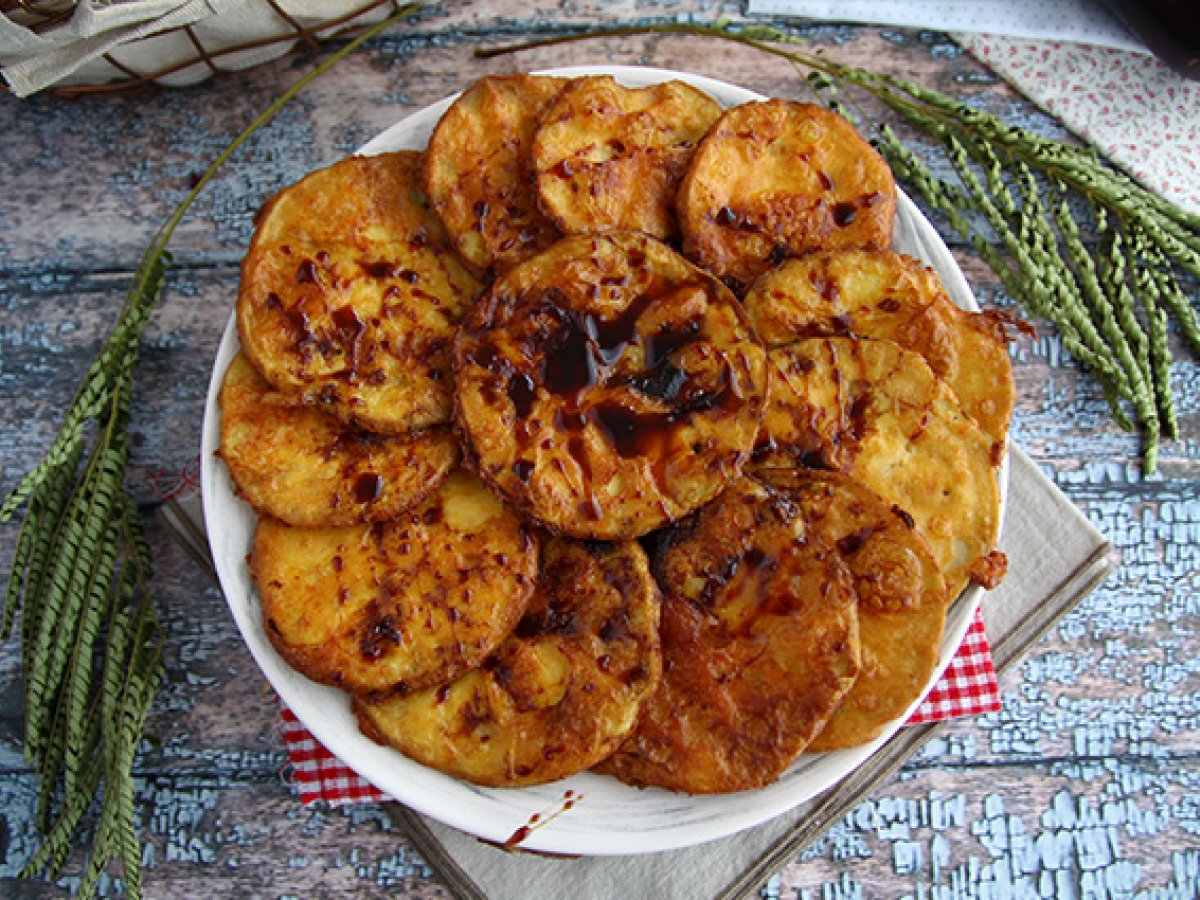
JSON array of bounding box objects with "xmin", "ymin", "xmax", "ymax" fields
[
  {"xmin": 480, "ymin": 21, "xmax": 1200, "ymax": 472},
  {"xmin": 0, "ymin": 7, "xmax": 420, "ymax": 897}
]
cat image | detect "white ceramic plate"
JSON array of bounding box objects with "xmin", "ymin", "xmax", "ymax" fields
[{"xmin": 201, "ymin": 66, "xmax": 1008, "ymax": 856}]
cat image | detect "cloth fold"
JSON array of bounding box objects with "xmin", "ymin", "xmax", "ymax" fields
[{"xmin": 957, "ymin": 35, "xmax": 1200, "ymax": 215}]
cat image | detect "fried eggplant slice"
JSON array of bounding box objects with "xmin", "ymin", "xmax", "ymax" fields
[
  {"xmin": 755, "ymin": 468, "xmax": 947, "ymax": 750},
  {"xmin": 531, "ymin": 75, "xmax": 722, "ymax": 239},
  {"xmin": 219, "ymin": 353, "xmax": 457, "ymax": 527},
  {"xmin": 753, "ymin": 337, "xmax": 1001, "ymax": 599},
  {"xmin": 597, "ymin": 478, "xmax": 859, "ymax": 793},
  {"xmin": 454, "ymin": 231, "xmax": 768, "ymax": 540},
  {"xmin": 237, "ymin": 151, "xmax": 482, "ymax": 434},
  {"xmin": 744, "ymin": 250, "xmax": 1015, "ymax": 452},
  {"xmin": 354, "ymin": 538, "xmax": 661, "ymax": 787},
  {"xmin": 251, "ymin": 469, "xmax": 538, "ymax": 696},
  {"xmin": 423, "ymin": 74, "xmax": 564, "ymax": 276},
  {"xmin": 677, "ymin": 100, "xmax": 896, "ymax": 292}
]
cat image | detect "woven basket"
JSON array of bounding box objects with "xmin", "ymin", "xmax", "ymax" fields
[{"xmin": 1, "ymin": 0, "xmax": 404, "ymax": 97}]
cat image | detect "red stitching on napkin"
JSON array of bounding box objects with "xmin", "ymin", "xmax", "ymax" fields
[
  {"xmin": 150, "ymin": 454, "xmax": 202, "ymax": 501},
  {"xmin": 279, "ymin": 608, "xmax": 1000, "ymax": 805}
]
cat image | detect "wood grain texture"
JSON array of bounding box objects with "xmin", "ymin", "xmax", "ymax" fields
[{"xmin": 1, "ymin": 1, "xmax": 1197, "ymax": 896}]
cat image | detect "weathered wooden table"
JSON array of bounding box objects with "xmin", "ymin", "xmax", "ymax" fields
[{"xmin": 2, "ymin": 3, "xmax": 1198, "ymax": 897}]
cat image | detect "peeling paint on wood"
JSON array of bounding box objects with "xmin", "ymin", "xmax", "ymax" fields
[{"xmin": 1, "ymin": 1, "xmax": 1197, "ymax": 897}]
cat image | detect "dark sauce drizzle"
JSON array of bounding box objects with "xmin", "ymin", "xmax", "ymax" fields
[
  {"xmin": 471, "ymin": 267, "xmax": 744, "ymax": 513},
  {"xmin": 352, "ymin": 472, "xmax": 383, "ymax": 503},
  {"xmin": 504, "ymin": 790, "xmax": 581, "ymax": 849}
]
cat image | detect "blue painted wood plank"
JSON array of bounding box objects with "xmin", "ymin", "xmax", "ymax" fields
[{"xmin": 1, "ymin": 5, "xmax": 1197, "ymax": 896}]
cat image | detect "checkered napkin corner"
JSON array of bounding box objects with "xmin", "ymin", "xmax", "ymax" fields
[
  {"xmin": 280, "ymin": 707, "xmax": 390, "ymax": 805},
  {"xmin": 279, "ymin": 609, "xmax": 1000, "ymax": 805},
  {"xmin": 909, "ymin": 610, "xmax": 1001, "ymax": 724}
]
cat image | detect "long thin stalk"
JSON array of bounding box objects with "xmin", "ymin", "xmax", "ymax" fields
[{"xmin": 1, "ymin": 7, "xmax": 422, "ymax": 896}]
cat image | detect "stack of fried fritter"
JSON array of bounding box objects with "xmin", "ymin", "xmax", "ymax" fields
[{"xmin": 221, "ymin": 73, "xmax": 1013, "ymax": 793}]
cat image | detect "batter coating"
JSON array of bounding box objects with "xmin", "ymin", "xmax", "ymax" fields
[
  {"xmin": 598, "ymin": 478, "xmax": 859, "ymax": 793},
  {"xmin": 252, "ymin": 470, "xmax": 538, "ymax": 696},
  {"xmin": 454, "ymin": 231, "xmax": 767, "ymax": 540},
  {"xmin": 354, "ymin": 538, "xmax": 661, "ymax": 786},
  {"xmin": 423, "ymin": 74, "xmax": 564, "ymax": 276},
  {"xmin": 219, "ymin": 353, "xmax": 457, "ymax": 527},
  {"xmin": 754, "ymin": 468, "xmax": 947, "ymax": 751},
  {"xmin": 678, "ymin": 100, "xmax": 896, "ymax": 291},
  {"xmin": 237, "ymin": 151, "xmax": 483, "ymax": 434},
  {"xmin": 744, "ymin": 249, "xmax": 1014, "ymax": 452},
  {"xmin": 531, "ymin": 75, "xmax": 722, "ymax": 239},
  {"xmin": 753, "ymin": 337, "xmax": 1002, "ymax": 599}
]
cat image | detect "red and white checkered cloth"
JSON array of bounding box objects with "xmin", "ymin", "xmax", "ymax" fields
[
  {"xmin": 280, "ymin": 706, "xmax": 390, "ymax": 805},
  {"xmin": 279, "ymin": 608, "xmax": 1000, "ymax": 805},
  {"xmin": 907, "ymin": 609, "xmax": 1001, "ymax": 725}
]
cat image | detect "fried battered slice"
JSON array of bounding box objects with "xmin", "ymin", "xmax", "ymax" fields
[
  {"xmin": 454, "ymin": 231, "xmax": 768, "ymax": 540},
  {"xmin": 754, "ymin": 468, "xmax": 947, "ymax": 750},
  {"xmin": 531, "ymin": 76, "xmax": 722, "ymax": 239},
  {"xmin": 753, "ymin": 337, "xmax": 1001, "ymax": 599},
  {"xmin": 677, "ymin": 100, "xmax": 896, "ymax": 292},
  {"xmin": 251, "ymin": 469, "xmax": 538, "ymax": 696},
  {"xmin": 597, "ymin": 478, "xmax": 859, "ymax": 793},
  {"xmin": 219, "ymin": 353, "xmax": 457, "ymax": 527},
  {"xmin": 244, "ymin": 148, "xmax": 432, "ymax": 251},
  {"xmin": 423, "ymin": 74, "xmax": 564, "ymax": 276},
  {"xmin": 354, "ymin": 538, "xmax": 661, "ymax": 787},
  {"xmin": 744, "ymin": 250, "xmax": 1014, "ymax": 451},
  {"xmin": 237, "ymin": 151, "xmax": 482, "ymax": 434}
]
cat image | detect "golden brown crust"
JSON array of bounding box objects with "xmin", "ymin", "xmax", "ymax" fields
[
  {"xmin": 453, "ymin": 231, "xmax": 768, "ymax": 540},
  {"xmin": 744, "ymin": 249, "xmax": 1014, "ymax": 449},
  {"xmin": 752, "ymin": 337, "xmax": 1001, "ymax": 600},
  {"xmin": 251, "ymin": 469, "xmax": 538, "ymax": 696},
  {"xmin": 423, "ymin": 74, "xmax": 564, "ymax": 276},
  {"xmin": 218, "ymin": 353, "xmax": 458, "ymax": 527},
  {"xmin": 236, "ymin": 151, "xmax": 483, "ymax": 434},
  {"xmin": 753, "ymin": 468, "xmax": 947, "ymax": 750},
  {"xmin": 677, "ymin": 100, "xmax": 896, "ymax": 292},
  {"xmin": 597, "ymin": 478, "xmax": 859, "ymax": 793},
  {"xmin": 228, "ymin": 73, "xmax": 1018, "ymax": 798},
  {"xmin": 353, "ymin": 538, "xmax": 661, "ymax": 786},
  {"xmin": 531, "ymin": 76, "xmax": 722, "ymax": 239},
  {"xmin": 970, "ymin": 549, "xmax": 1008, "ymax": 590}
]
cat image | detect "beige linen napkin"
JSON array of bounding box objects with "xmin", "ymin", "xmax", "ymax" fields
[{"xmin": 162, "ymin": 445, "xmax": 1113, "ymax": 899}]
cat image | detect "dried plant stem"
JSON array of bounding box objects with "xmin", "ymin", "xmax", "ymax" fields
[{"xmin": 1, "ymin": 7, "xmax": 422, "ymax": 897}]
